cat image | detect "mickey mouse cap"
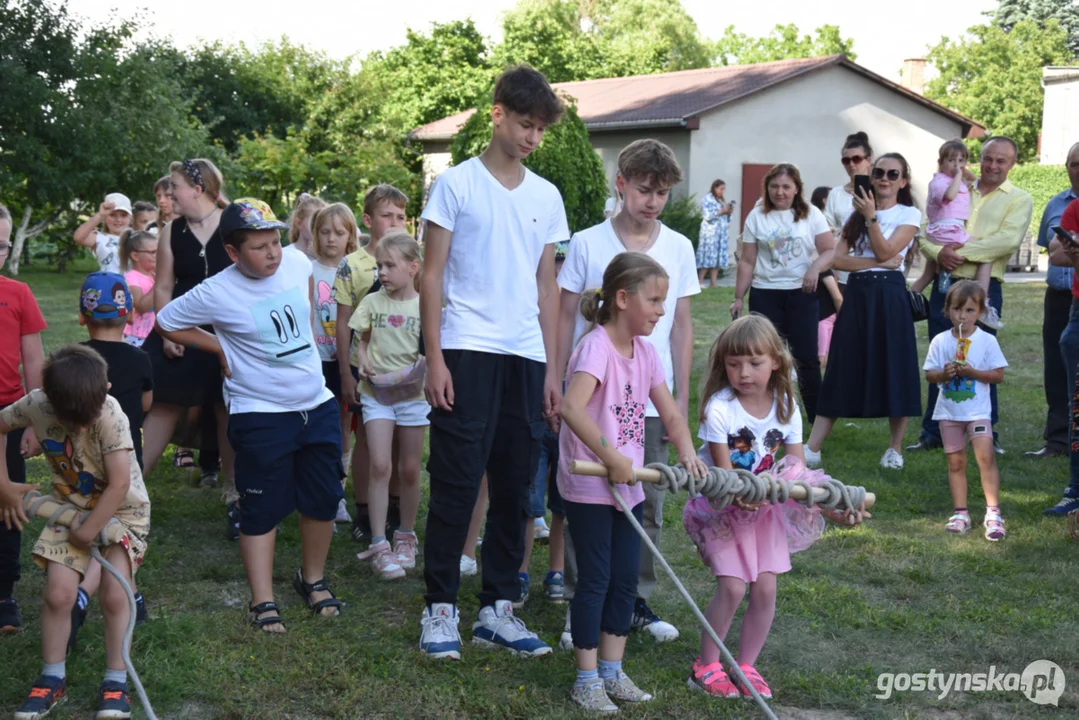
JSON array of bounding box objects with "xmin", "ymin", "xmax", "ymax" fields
[
  {"xmin": 80, "ymin": 272, "xmax": 132, "ymax": 320},
  {"xmin": 219, "ymin": 198, "xmax": 289, "ymax": 241}
]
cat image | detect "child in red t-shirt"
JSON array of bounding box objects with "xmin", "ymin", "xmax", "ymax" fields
[{"xmin": 0, "ymin": 201, "xmax": 48, "ymax": 632}]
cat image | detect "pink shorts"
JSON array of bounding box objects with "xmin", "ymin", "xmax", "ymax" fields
[
  {"xmin": 818, "ymin": 313, "xmax": 837, "ymax": 356},
  {"xmin": 939, "ymin": 419, "xmax": 992, "ymax": 453},
  {"xmin": 926, "ymin": 222, "xmax": 970, "ymax": 246}
]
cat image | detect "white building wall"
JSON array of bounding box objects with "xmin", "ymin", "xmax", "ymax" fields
[
  {"xmin": 690, "ymin": 65, "xmax": 966, "ymax": 235},
  {"xmin": 1041, "ymin": 68, "xmax": 1079, "ymax": 165}
]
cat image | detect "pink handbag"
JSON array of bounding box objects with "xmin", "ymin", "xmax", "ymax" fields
[{"xmin": 366, "ymin": 356, "xmax": 427, "ymax": 405}]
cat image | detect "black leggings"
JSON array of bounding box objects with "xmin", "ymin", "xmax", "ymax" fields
[
  {"xmin": 0, "ymin": 414, "xmax": 26, "ymax": 599},
  {"xmin": 749, "ymin": 287, "xmax": 821, "ymax": 422}
]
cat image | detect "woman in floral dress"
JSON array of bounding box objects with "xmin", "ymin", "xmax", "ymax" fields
[{"xmin": 697, "ymin": 179, "xmax": 733, "ymax": 287}]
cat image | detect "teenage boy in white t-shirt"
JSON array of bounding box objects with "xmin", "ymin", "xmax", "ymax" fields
[
  {"xmin": 418, "ymin": 65, "xmax": 568, "ymax": 661},
  {"xmin": 156, "ymin": 199, "xmax": 345, "ymax": 635},
  {"xmin": 556, "ymin": 139, "xmax": 700, "ymax": 645}
]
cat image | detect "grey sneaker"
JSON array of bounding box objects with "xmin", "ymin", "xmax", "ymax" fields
[
  {"xmin": 604, "ymin": 670, "xmax": 654, "ymax": 703},
  {"xmin": 570, "ymin": 680, "xmax": 618, "ymax": 714},
  {"xmin": 980, "ymin": 305, "xmax": 1004, "ymax": 329},
  {"xmin": 199, "ymin": 470, "xmax": 218, "ymax": 488}
]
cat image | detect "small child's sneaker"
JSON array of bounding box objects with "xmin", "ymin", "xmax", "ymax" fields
[
  {"xmin": 544, "ymin": 571, "xmax": 565, "ymax": 602},
  {"xmin": 472, "ymin": 600, "xmax": 552, "ymax": 657},
  {"xmin": 392, "ymin": 530, "xmax": 418, "ymax": 569},
  {"xmin": 512, "ymin": 573, "xmax": 530, "ymax": 609},
  {"xmin": 570, "ymin": 680, "xmax": 618, "ymax": 714},
  {"xmin": 198, "ymin": 470, "xmax": 218, "ymax": 489},
  {"xmin": 603, "ymin": 670, "xmax": 653, "ymax": 702},
  {"xmin": 533, "ymin": 518, "xmax": 550, "ymax": 543},
  {"xmin": 14, "ymin": 675, "xmax": 66, "ymax": 720},
  {"xmin": 334, "ymin": 498, "xmax": 352, "ymax": 524},
  {"xmin": 420, "ymin": 603, "xmax": 461, "ymax": 660},
  {"xmin": 734, "ymin": 664, "xmax": 773, "ymax": 700},
  {"xmin": 688, "ymin": 658, "xmax": 740, "ymax": 698},
  {"xmin": 460, "ymin": 554, "xmax": 478, "ymax": 577},
  {"xmin": 630, "ymin": 598, "xmax": 679, "ymax": 642},
  {"xmin": 357, "ymin": 540, "xmax": 406, "ymax": 580},
  {"xmin": 95, "ymin": 680, "xmax": 131, "ymax": 719}
]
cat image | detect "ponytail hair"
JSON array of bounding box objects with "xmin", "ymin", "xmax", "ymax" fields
[
  {"xmin": 579, "ymin": 252, "xmax": 668, "ymax": 335},
  {"xmin": 288, "ymin": 193, "xmax": 328, "ymax": 246},
  {"xmin": 377, "ymin": 230, "xmax": 423, "ymax": 292},
  {"xmin": 169, "ymin": 158, "xmax": 228, "ymax": 209},
  {"xmin": 119, "ymin": 229, "xmax": 155, "ymax": 272}
]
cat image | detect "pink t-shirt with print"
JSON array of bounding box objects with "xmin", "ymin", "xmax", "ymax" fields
[
  {"xmin": 123, "ymin": 270, "xmax": 155, "ymax": 343},
  {"xmin": 557, "ymin": 326, "xmax": 667, "ymax": 509}
]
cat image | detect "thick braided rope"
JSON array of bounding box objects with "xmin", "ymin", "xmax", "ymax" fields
[{"xmin": 645, "ymin": 462, "xmax": 867, "ymax": 512}]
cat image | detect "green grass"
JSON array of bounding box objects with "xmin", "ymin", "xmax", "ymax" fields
[{"xmin": 3, "ymin": 261, "xmax": 1078, "ymax": 719}]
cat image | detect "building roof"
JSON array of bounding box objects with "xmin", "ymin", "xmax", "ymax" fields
[{"xmin": 410, "ymin": 54, "xmax": 985, "ymax": 141}]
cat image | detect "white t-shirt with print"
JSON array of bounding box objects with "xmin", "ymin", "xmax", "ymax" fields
[
  {"xmin": 311, "ymin": 258, "xmax": 344, "ymax": 362},
  {"xmin": 742, "ymin": 205, "xmax": 830, "ymax": 290},
  {"xmin": 558, "ymin": 220, "xmax": 701, "ymax": 416},
  {"xmin": 697, "ymin": 388, "xmax": 803, "ymax": 474},
  {"xmin": 848, "ymin": 203, "xmax": 924, "ymax": 273},
  {"xmin": 421, "ymin": 157, "xmax": 570, "ymax": 363},
  {"xmin": 156, "ymin": 248, "xmax": 333, "ymax": 414},
  {"xmin": 95, "ymin": 231, "xmax": 121, "ymax": 274},
  {"xmin": 924, "ymin": 327, "xmax": 1007, "ymax": 421}
]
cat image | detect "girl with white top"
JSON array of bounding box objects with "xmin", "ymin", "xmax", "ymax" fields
[
  {"xmin": 73, "ymin": 194, "xmax": 133, "ymax": 274},
  {"xmin": 807, "ymin": 153, "xmax": 924, "ymax": 470},
  {"xmin": 286, "ymin": 193, "xmax": 327, "ymax": 259},
  {"xmin": 730, "ymin": 163, "xmax": 835, "ymax": 423}
]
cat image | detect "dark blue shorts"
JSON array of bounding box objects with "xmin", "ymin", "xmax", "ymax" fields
[
  {"xmin": 322, "ymin": 361, "xmax": 342, "ymax": 398},
  {"xmin": 227, "ymin": 398, "xmax": 344, "ymax": 535}
]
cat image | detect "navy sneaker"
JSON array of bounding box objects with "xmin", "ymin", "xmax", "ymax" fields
[
  {"xmin": 472, "ymin": 600, "xmax": 552, "ymax": 657},
  {"xmin": 68, "ymin": 600, "xmax": 88, "ymax": 654},
  {"xmin": 226, "ymin": 501, "xmax": 240, "ymax": 541},
  {"xmin": 134, "ymin": 592, "xmax": 148, "ymax": 626},
  {"xmin": 351, "ymin": 511, "xmax": 372, "ymax": 544},
  {"xmin": 1043, "ymin": 490, "xmax": 1079, "ymax": 516},
  {"xmin": 96, "ymin": 679, "xmax": 131, "ymax": 719},
  {"xmin": 512, "ymin": 572, "xmax": 530, "ymax": 609},
  {"xmin": 0, "ymin": 596, "xmax": 22, "ymax": 634},
  {"xmin": 14, "ymin": 675, "xmax": 66, "ymax": 719},
  {"xmin": 544, "ymin": 571, "xmax": 565, "ymax": 602}
]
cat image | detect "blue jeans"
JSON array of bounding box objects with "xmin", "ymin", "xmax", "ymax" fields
[
  {"xmin": 527, "ymin": 429, "xmax": 564, "ymax": 518},
  {"xmin": 1058, "ymin": 299, "xmax": 1079, "ymax": 495},
  {"xmin": 920, "ymin": 277, "xmax": 1002, "ymax": 443}
]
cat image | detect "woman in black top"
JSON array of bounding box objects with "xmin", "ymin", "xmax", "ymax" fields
[{"xmin": 141, "ymin": 159, "xmax": 234, "ymax": 480}]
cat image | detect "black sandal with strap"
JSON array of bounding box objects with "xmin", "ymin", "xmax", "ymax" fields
[
  {"xmin": 173, "ymin": 449, "xmax": 196, "ymax": 469},
  {"xmin": 247, "ymin": 601, "xmax": 285, "ymax": 633},
  {"xmin": 293, "ymin": 570, "xmax": 344, "ymax": 616}
]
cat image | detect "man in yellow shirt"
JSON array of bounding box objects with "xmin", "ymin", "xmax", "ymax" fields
[{"xmin": 909, "ymin": 137, "xmax": 1033, "ymax": 453}]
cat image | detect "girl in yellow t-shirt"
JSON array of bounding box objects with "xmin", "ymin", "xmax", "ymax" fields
[{"xmin": 350, "ymin": 231, "xmax": 427, "ymax": 580}]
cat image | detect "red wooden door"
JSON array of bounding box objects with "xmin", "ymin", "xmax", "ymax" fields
[{"xmin": 740, "ymin": 163, "xmax": 772, "ymax": 229}]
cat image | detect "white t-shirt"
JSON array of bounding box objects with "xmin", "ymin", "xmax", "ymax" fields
[
  {"xmin": 95, "ymin": 232, "xmax": 121, "ymax": 274},
  {"xmin": 421, "ymin": 157, "xmax": 570, "ymax": 363},
  {"xmin": 311, "ymin": 257, "xmax": 344, "ymax": 362},
  {"xmin": 156, "ymin": 249, "xmax": 333, "ymax": 414},
  {"xmin": 924, "ymin": 327, "xmax": 1008, "ymax": 422},
  {"xmin": 697, "ymin": 388, "xmax": 803, "ymax": 474},
  {"xmin": 823, "ymin": 186, "xmax": 855, "ymax": 284},
  {"xmin": 742, "ymin": 205, "xmax": 830, "ymax": 290},
  {"xmin": 558, "ymin": 220, "xmax": 701, "ymax": 416},
  {"xmin": 848, "ymin": 203, "xmax": 923, "ymax": 273}
]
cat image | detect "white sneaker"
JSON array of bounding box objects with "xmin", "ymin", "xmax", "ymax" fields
[
  {"xmin": 460, "ymin": 555, "xmax": 477, "ymax": 577},
  {"xmin": 630, "ymin": 598, "xmax": 680, "ymax": 642},
  {"xmin": 533, "ymin": 518, "xmax": 550, "ymax": 541},
  {"xmin": 471, "ymin": 600, "xmax": 552, "ymax": 657},
  {"xmin": 803, "ymin": 446, "xmax": 822, "ymax": 467},
  {"xmin": 420, "ymin": 603, "xmax": 461, "ymax": 660},
  {"xmin": 980, "ymin": 306, "xmax": 1004, "ymax": 329},
  {"xmin": 334, "ymin": 498, "xmax": 352, "ymax": 524},
  {"xmin": 880, "ymin": 448, "xmax": 904, "ymax": 470},
  {"xmin": 559, "ymin": 606, "xmax": 573, "ymax": 650}
]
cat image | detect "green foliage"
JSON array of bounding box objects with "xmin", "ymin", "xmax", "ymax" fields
[
  {"xmin": 715, "ymin": 23, "xmax": 857, "ymax": 66},
  {"xmin": 994, "ymin": 0, "xmax": 1079, "ymax": 57},
  {"xmin": 450, "ymin": 103, "xmax": 606, "ymax": 231},
  {"xmin": 593, "ymin": 0, "xmax": 713, "ymax": 75},
  {"xmin": 925, "ymin": 19, "xmax": 1071, "ymax": 162},
  {"xmin": 496, "ymin": 0, "xmax": 605, "ymax": 82},
  {"xmin": 1008, "ymin": 163, "xmax": 1069, "ymax": 236},
  {"xmin": 659, "ymin": 194, "xmax": 702, "ymax": 249}
]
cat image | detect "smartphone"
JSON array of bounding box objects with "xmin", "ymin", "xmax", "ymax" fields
[
  {"xmin": 1053, "ymin": 225, "xmax": 1078, "ymax": 247},
  {"xmin": 854, "ymin": 174, "xmax": 873, "ymax": 199}
]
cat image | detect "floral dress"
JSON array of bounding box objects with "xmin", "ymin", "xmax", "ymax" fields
[{"xmin": 696, "ymin": 193, "xmax": 730, "ymax": 270}]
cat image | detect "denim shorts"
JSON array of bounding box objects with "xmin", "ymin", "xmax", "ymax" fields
[{"xmin": 528, "ymin": 428, "xmax": 565, "ymax": 518}]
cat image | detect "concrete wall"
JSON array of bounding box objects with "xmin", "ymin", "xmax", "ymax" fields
[
  {"xmin": 1041, "ymin": 69, "xmax": 1079, "ymax": 164},
  {"xmin": 588, "ymin": 128, "xmax": 692, "ymax": 199},
  {"xmin": 690, "ymin": 65, "xmax": 965, "ymax": 235}
]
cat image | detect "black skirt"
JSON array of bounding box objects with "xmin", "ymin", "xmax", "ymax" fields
[
  {"xmin": 817, "ymin": 270, "xmax": 922, "ymax": 419},
  {"xmin": 142, "ymin": 330, "xmax": 224, "ymax": 408}
]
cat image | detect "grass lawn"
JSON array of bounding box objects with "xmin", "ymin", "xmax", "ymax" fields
[{"xmin": 3, "ymin": 260, "xmax": 1077, "ymax": 719}]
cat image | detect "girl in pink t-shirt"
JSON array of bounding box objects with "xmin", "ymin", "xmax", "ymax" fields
[
  {"xmin": 559, "ymin": 252, "xmax": 706, "ymax": 713},
  {"xmin": 119, "ymin": 229, "xmax": 157, "ymax": 346}
]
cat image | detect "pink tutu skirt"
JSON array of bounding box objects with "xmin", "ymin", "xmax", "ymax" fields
[{"xmin": 682, "ymin": 457, "xmax": 828, "ymax": 583}]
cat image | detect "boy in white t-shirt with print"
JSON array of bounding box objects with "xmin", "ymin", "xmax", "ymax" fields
[
  {"xmin": 418, "ymin": 65, "xmax": 568, "ymax": 661},
  {"xmin": 156, "ymin": 199, "xmax": 345, "ymax": 635},
  {"xmin": 73, "ymin": 193, "xmax": 133, "ymax": 274},
  {"xmin": 555, "ymin": 139, "xmax": 701, "ymax": 645},
  {"xmin": 923, "ymin": 280, "xmax": 1008, "ymax": 541}
]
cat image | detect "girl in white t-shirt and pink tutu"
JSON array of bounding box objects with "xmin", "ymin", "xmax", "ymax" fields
[
  {"xmin": 683, "ymin": 314, "xmax": 869, "ymax": 702},
  {"xmin": 118, "ymin": 229, "xmax": 157, "ymax": 347},
  {"xmin": 559, "ymin": 251, "xmax": 707, "ymax": 714}
]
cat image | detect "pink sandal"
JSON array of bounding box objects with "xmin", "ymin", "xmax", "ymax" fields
[
  {"xmin": 945, "ymin": 512, "xmax": 971, "ymax": 534},
  {"xmin": 687, "ymin": 658, "xmax": 740, "ymax": 698},
  {"xmin": 734, "ymin": 664, "xmax": 773, "ymax": 700},
  {"xmin": 983, "ymin": 511, "xmax": 1006, "ymax": 542}
]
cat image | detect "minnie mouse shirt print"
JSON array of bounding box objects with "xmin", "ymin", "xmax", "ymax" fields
[
  {"xmin": 697, "ymin": 388, "xmax": 803, "ymax": 475},
  {"xmin": 557, "ymin": 326, "xmax": 666, "ymax": 509}
]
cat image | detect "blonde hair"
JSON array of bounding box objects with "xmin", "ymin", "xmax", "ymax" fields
[
  {"xmin": 578, "ymin": 252, "xmax": 668, "ymax": 334},
  {"xmin": 377, "ymin": 230, "xmax": 423, "ymax": 291},
  {"xmin": 944, "ymin": 279, "xmax": 987, "ymax": 313},
  {"xmin": 699, "ymin": 314, "xmax": 798, "ymax": 425},
  {"xmin": 288, "ymin": 193, "xmax": 328, "ymax": 246},
  {"xmin": 168, "ymin": 159, "xmax": 228, "ymax": 209},
  {"xmin": 362, "ymin": 184, "xmax": 408, "ymax": 218},
  {"xmin": 311, "ymin": 203, "xmax": 359, "ymax": 258},
  {"xmin": 118, "ymin": 229, "xmax": 156, "ymax": 272}
]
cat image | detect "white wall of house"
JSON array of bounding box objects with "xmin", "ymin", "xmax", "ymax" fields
[
  {"xmin": 1041, "ymin": 68, "xmax": 1079, "ymax": 165},
  {"xmin": 690, "ymin": 65, "xmax": 965, "ymax": 234},
  {"xmin": 420, "ymin": 140, "xmax": 453, "ymax": 205}
]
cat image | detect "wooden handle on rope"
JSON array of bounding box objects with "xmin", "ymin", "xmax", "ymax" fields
[
  {"xmin": 569, "ymin": 459, "xmax": 875, "ymax": 509},
  {"xmin": 23, "ymin": 492, "xmax": 128, "ymax": 545}
]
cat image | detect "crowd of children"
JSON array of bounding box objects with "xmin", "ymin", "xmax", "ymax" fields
[{"xmin": 0, "ymin": 63, "xmax": 1027, "ymax": 718}]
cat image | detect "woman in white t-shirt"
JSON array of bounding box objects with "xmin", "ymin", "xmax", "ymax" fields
[
  {"xmin": 730, "ymin": 163, "xmax": 835, "ymax": 423},
  {"xmin": 807, "ymin": 153, "xmax": 924, "ymax": 470},
  {"xmin": 823, "ymin": 132, "xmax": 874, "ymax": 247}
]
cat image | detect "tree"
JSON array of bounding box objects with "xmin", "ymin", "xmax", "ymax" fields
[
  {"xmin": 450, "ymin": 102, "xmax": 607, "ymax": 231},
  {"xmin": 925, "ymin": 19, "xmax": 1070, "ymax": 162},
  {"xmin": 993, "ymin": 0, "xmax": 1079, "ymax": 57},
  {"xmin": 714, "ymin": 23, "xmax": 857, "ymax": 66},
  {"xmin": 592, "ymin": 0, "xmax": 713, "ymax": 76},
  {"xmin": 496, "ymin": 0, "xmax": 605, "ymax": 82}
]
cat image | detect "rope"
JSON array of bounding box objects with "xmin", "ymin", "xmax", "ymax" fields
[{"xmin": 23, "ymin": 492, "xmax": 158, "ymax": 720}]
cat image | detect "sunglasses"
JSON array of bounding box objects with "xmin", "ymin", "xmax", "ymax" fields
[
  {"xmin": 872, "ymin": 168, "xmax": 902, "ymax": 181},
  {"xmin": 840, "ymin": 155, "xmax": 866, "ymax": 166}
]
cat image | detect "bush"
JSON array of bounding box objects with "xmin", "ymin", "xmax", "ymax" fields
[
  {"xmin": 659, "ymin": 194, "xmax": 702, "ymax": 250},
  {"xmin": 450, "ymin": 101, "xmax": 607, "ymax": 232},
  {"xmin": 1008, "ymin": 164, "xmax": 1069, "ymax": 237}
]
